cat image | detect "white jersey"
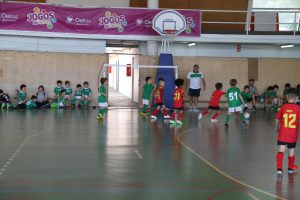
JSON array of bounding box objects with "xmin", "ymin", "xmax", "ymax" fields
[{"xmin": 187, "ymin": 71, "xmax": 204, "ymax": 89}]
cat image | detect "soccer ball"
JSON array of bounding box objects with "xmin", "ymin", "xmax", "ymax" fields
[{"xmin": 244, "ymin": 112, "xmax": 250, "ymax": 120}]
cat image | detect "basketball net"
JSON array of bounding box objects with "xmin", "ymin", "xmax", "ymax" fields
[{"xmin": 160, "ymin": 30, "xmax": 177, "ymax": 54}]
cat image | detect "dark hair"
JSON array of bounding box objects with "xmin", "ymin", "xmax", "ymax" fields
[
  {"xmin": 158, "ymin": 77, "xmax": 165, "ymax": 82},
  {"xmin": 31, "ymin": 95, "xmax": 37, "ymax": 100},
  {"xmin": 244, "ymin": 85, "xmax": 250, "ymax": 90},
  {"xmin": 145, "ymin": 76, "xmax": 152, "ymax": 82},
  {"xmin": 267, "ymin": 86, "xmax": 274, "ymax": 91},
  {"xmin": 286, "ymin": 88, "xmax": 298, "ymax": 99},
  {"xmin": 249, "ymin": 79, "xmax": 255, "ymax": 82},
  {"xmin": 57, "ymin": 80, "xmax": 62, "ymax": 84},
  {"xmin": 100, "ymin": 78, "xmax": 108, "ymax": 84},
  {"xmin": 175, "ymin": 78, "xmax": 184, "ymax": 87},
  {"xmin": 65, "ymin": 81, "xmax": 70, "ymax": 85},
  {"xmin": 83, "ymin": 81, "xmax": 89, "ymax": 85},
  {"xmin": 20, "ymin": 84, "xmax": 27, "ymax": 90},
  {"xmin": 215, "ymin": 82, "xmax": 223, "ymax": 90},
  {"xmin": 273, "ymin": 85, "xmax": 279, "ymax": 89},
  {"xmin": 0, "ymin": 89, "xmax": 3, "ymax": 93},
  {"xmin": 60, "ymin": 89, "xmax": 66, "ymax": 95},
  {"xmin": 285, "ymin": 83, "xmax": 291, "ymax": 88},
  {"xmin": 76, "ymin": 84, "xmax": 82, "ymax": 88},
  {"xmin": 193, "ymin": 64, "xmax": 199, "ymax": 68},
  {"xmin": 297, "ymin": 84, "xmax": 300, "ymax": 89},
  {"xmin": 38, "ymin": 85, "xmax": 44, "ymax": 90},
  {"xmin": 230, "ymin": 79, "xmax": 237, "ymax": 86}
]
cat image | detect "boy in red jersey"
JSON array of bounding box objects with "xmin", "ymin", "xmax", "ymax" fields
[
  {"xmin": 170, "ymin": 79, "xmax": 185, "ymax": 125},
  {"xmin": 151, "ymin": 78, "xmax": 170, "ymax": 120},
  {"xmin": 275, "ymin": 88, "xmax": 300, "ymax": 175},
  {"xmin": 198, "ymin": 83, "xmax": 225, "ymax": 122}
]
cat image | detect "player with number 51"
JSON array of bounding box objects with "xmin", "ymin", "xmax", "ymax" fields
[{"xmin": 275, "ymin": 88, "xmax": 300, "ymax": 175}]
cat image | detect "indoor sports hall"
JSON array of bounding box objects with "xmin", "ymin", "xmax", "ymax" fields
[{"xmin": 0, "ymin": 0, "xmax": 300, "ymax": 200}]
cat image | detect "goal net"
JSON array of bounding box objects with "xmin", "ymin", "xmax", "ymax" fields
[{"xmin": 98, "ymin": 64, "xmax": 179, "ymax": 108}]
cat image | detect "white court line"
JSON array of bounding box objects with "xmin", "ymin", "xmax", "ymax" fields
[
  {"xmin": 247, "ymin": 191, "xmax": 260, "ymax": 200},
  {"xmin": 134, "ymin": 149, "xmax": 144, "ymax": 160}
]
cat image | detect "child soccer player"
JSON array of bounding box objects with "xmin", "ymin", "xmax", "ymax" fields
[
  {"xmin": 73, "ymin": 84, "xmax": 83, "ymax": 107},
  {"xmin": 97, "ymin": 78, "xmax": 108, "ymax": 120},
  {"xmin": 26, "ymin": 95, "xmax": 38, "ymax": 109},
  {"xmin": 65, "ymin": 81, "xmax": 73, "ymax": 100},
  {"xmin": 198, "ymin": 82, "xmax": 225, "ymax": 122},
  {"xmin": 0, "ymin": 89, "xmax": 11, "ymax": 109},
  {"xmin": 141, "ymin": 76, "xmax": 155, "ymax": 116},
  {"xmin": 170, "ymin": 79, "xmax": 184, "ymax": 125},
  {"xmin": 17, "ymin": 84, "xmax": 28, "ymax": 109},
  {"xmin": 263, "ymin": 86, "xmax": 275, "ymax": 111},
  {"xmin": 151, "ymin": 78, "xmax": 170, "ymax": 120},
  {"xmin": 275, "ymin": 88, "xmax": 300, "ymax": 175},
  {"xmin": 240, "ymin": 85, "xmax": 252, "ymax": 111},
  {"xmin": 54, "ymin": 80, "xmax": 64, "ymax": 100},
  {"xmin": 82, "ymin": 81, "xmax": 92, "ymax": 106},
  {"xmin": 283, "ymin": 83, "xmax": 291, "ymax": 104},
  {"xmin": 225, "ymin": 79, "xmax": 247, "ymax": 128},
  {"xmin": 58, "ymin": 89, "xmax": 67, "ymax": 108}
]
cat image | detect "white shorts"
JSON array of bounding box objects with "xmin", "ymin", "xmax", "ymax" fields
[
  {"xmin": 58, "ymin": 102, "xmax": 64, "ymax": 107},
  {"xmin": 75, "ymin": 96, "xmax": 81, "ymax": 100},
  {"xmin": 98, "ymin": 102, "xmax": 108, "ymax": 108},
  {"xmin": 142, "ymin": 99, "xmax": 149, "ymax": 105},
  {"xmin": 228, "ymin": 106, "xmax": 243, "ymax": 113},
  {"xmin": 273, "ymin": 98, "xmax": 279, "ymax": 104}
]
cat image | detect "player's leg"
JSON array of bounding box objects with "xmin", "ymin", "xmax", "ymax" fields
[
  {"xmin": 170, "ymin": 109, "xmax": 177, "ymax": 124},
  {"xmin": 277, "ymin": 144, "xmax": 286, "ymax": 174},
  {"xmin": 162, "ymin": 105, "xmax": 170, "ymax": 118},
  {"xmin": 288, "ymin": 144, "xmax": 297, "ymax": 174},
  {"xmin": 141, "ymin": 99, "xmax": 149, "ymax": 115},
  {"xmin": 211, "ymin": 110, "xmax": 220, "ymax": 122},
  {"xmin": 225, "ymin": 111, "xmax": 232, "ymax": 127},
  {"xmin": 252, "ymin": 96, "xmax": 257, "ymax": 111},
  {"xmin": 198, "ymin": 108, "xmax": 210, "ymax": 120},
  {"xmin": 151, "ymin": 105, "xmax": 160, "ymax": 119}
]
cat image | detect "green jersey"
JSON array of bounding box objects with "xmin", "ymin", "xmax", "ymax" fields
[
  {"xmin": 26, "ymin": 100, "xmax": 37, "ymax": 109},
  {"xmin": 226, "ymin": 87, "xmax": 243, "ymax": 107},
  {"xmin": 18, "ymin": 91, "xmax": 27, "ymax": 102},
  {"xmin": 142, "ymin": 83, "xmax": 154, "ymax": 100},
  {"xmin": 75, "ymin": 89, "xmax": 82, "ymax": 98},
  {"xmin": 65, "ymin": 87, "xmax": 73, "ymax": 96},
  {"xmin": 240, "ymin": 91, "xmax": 252, "ymax": 103},
  {"xmin": 98, "ymin": 85, "xmax": 107, "ymax": 103},
  {"xmin": 82, "ymin": 88, "xmax": 92, "ymax": 97},
  {"xmin": 54, "ymin": 86, "xmax": 64, "ymax": 96}
]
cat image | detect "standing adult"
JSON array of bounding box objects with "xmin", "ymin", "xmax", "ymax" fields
[
  {"xmin": 248, "ymin": 79, "xmax": 258, "ymax": 111},
  {"xmin": 187, "ymin": 64, "xmax": 206, "ymax": 110}
]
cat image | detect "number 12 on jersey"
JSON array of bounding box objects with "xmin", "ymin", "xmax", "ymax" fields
[{"xmin": 283, "ymin": 113, "xmax": 296, "ymax": 128}]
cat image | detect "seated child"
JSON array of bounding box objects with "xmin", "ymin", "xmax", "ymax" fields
[
  {"xmin": 65, "ymin": 81, "xmax": 73, "ymax": 100},
  {"xmin": 0, "ymin": 89, "xmax": 11, "ymax": 109},
  {"xmin": 58, "ymin": 89, "xmax": 69, "ymax": 108},
  {"xmin": 97, "ymin": 78, "xmax": 108, "ymax": 120},
  {"xmin": 26, "ymin": 95, "xmax": 38, "ymax": 109},
  {"xmin": 241, "ymin": 85, "xmax": 252, "ymax": 111},
  {"xmin": 73, "ymin": 84, "xmax": 83, "ymax": 107},
  {"xmin": 141, "ymin": 76, "xmax": 155, "ymax": 115},
  {"xmin": 283, "ymin": 83, "xmax": 291, "ymax": 104},
  {"xmin": 198, "ymin": 82, "xmax": 225, "ymax": 122},
  {"xmin": 54, "ymin": 80, "xmax": 64, "ymax": 101},
  {"xmin": 170, "ymin": 79, "xmax": 185, "ymax": 125},
  {"xmin": 272, "ymin": 85, "xmax": 282, "ymax": 109},
  {"xmin": 263, "ymin": 86, "xmax": 275, "ymax": 111},
  {"xmin": 36, "ymin": 85, "xmax": 50, "ymax": 108},
  {"xmin": 82, "ymin": 81, "xmax": 92, "ymax": 106},
  {"xmin": 17, "ymin": 84, "xmax": 28, "ymax": 109}
]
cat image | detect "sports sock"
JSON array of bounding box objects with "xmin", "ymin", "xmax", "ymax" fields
[
  {"xmin": 225, "ymin": 114, "xmax": 231, "ymax": 124},
  {"xmin": 162, "ymin": 108, "xmax": 167, "ymax": 116},
  {"xmin": 277, "ymin": 152, "xmax": 284, "ymax": 170},
  {"xmin": 288, "ymin": 156, "xmax": 295, "ymax": 169},
  {"xmin": 142, "ymin": 104, "xmax": 147, "ymax": 113},
  {"xmin": 240, "ymin": 113, "xmax": 246, "ymax": 123},
  {"xmin": 212, "ymin": 113, "xmax": 218, "ymax": 120},
  {"xmin": 202, "ymin": 110, "xmax": 209, "ymax": 116},
  {"xmin": 171, "ymin": 112, "xmax": 176, "ymax": 120},
  {"xmin": 152, "ymin": 109, "xmax": 159, "ymax": 116},
  {"xmin": 178, "ymin": 112, "xmax": 183, "ymax": 121}
]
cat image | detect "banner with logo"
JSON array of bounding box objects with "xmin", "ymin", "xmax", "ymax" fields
[{"xmin": 0, "ymin": 2, "xmax": 201, "ymax": 37}]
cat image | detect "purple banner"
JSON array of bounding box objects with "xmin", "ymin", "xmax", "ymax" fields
[{"xmin": 0, "ymin": 2, "xmax": 200, "ymax": 37}]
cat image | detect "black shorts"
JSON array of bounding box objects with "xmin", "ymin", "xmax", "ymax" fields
[
  {"xmin": 174, "ymin": 107, "xmax": 183, "ymax": 110},
  {"xmin": 277, "ymin": 141, "xmax": 297, "ymax": 149},
  {"xmin": 188, "ymin": 88, "xmax": 201, "ymax": 97},
  {"xmin": 208, "ymin": 106, "xmax": 220, "ymax": 110},
  {"xmin": 156, "ymin": 103, "xmax": 164, "ymax": 106}
]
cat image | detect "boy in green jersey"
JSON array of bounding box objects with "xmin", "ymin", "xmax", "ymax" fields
[
  {"xmin": 73, "ymin": 84, "xmax": 83, "ymax": 107},
  {"xmin": 26, "ymin": 95, "xmax": 38, "ymax": 109},
  {"xmin": 58, "ymin": 89, "xmax": 67, "ymax": 108},
  {"xmin": 241, "ymin": 85, "xmax": 252, "ymax": 111},
  {"xmin": 97, "ymin": 78, "xmax": 108, "ymax": 120},
  {"xmin": 17, "ymin": 84, "xmax": 28, "ymax": 109},
  {"xmin": 225, "ymin": 79, "xmax": 247, "ymax": 128},
  {"xmin": 54, "ymin": 80, "xmax": 64, "ymax": 101},
  {"xmin": 64, "ymin": 81, "xmax": 73, "ymax": 99},
  {"xmin": 82, "ymin": 81, "xmax": 92, "ymax": 106},
  {"xmin": 141, "ymin": 76, "xmax": 155, "ymax": 116}
]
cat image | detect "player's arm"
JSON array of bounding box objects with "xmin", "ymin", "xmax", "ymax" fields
[
  {"xmin": 202, "ymin": 78, "xmax": 206, "ymax": 91},
  {"xmin": 275, "ymin": 119, "xmax": 280, "ymax": 132},
  {"xmin": 239, "ymin": 93, "xmax": 245, "ymax": 105}
]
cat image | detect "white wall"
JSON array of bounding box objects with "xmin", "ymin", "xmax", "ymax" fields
[{"xmin": 46, "ymin": 0, "xmax": 130, "ymax": 7}]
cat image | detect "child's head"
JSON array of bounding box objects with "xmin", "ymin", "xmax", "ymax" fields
[
  {"xmin": 244, "ymin": 85, "xmax": 250, "ymax": 93},
  {"xmin": 286, "ymin": 88, "xmax": 298, "ymax": 103},
  {"xmin": 65, "ymin": 81, "xmax": 70, "ymax": 87},
  {"xmin": 215, "ymin": 82, "xmax": 223, "ymax": 90},
  {"xmin": 145, "ymin": 76, "xmax": 152, "ymax": 84},
  {"xmin": 229, "ymin": 79, "xmax": 237, "ymax": 87},
  {"xmin": 267, "ymin": 86, "xmax": 274, "ymax": 91},
  {"xmin": 285, "ymin": 83, "xmax": 291, "ymax": 89},
  {"xmin": 20, "ymin": 84, "xmax": 27, "ymax": 91},
  {"xmin": 297, "ymin": 84, "xmax": 300, "ymax": 90},
  {"xmin": 175, "ymin": 78, "xmax": 184, "ymax": 87},
  {"xmin": 100, "ymin": 78, "xmax": 108, "ymax": 85},
  {"xmin": 273, "ymin": 85, "xmax": 279, "ymax": 91},
  {"xmin": 57, "ymin": 80, "xmax": 62, "ymax": 86},
  {"xmin": 31, "ymin": 95, "xmax": 37, "ymax": 100},
  {"xmin": 83, "ymin": 81, "xmax": 89, "ymax": 88},
  {"xmin": 249, "ymin": 79, "xmax": 255, "ymax": 86},
  {"xmin": 158, "ymin": 77, "xmax": 165, "ymax": 87},
  {"xmin": 76, "ymin": 84, "xmax": 82, "ymax": 89},
  {"xmin": 193, "ymin": 64, "xmax": 199, "ymax": 73},
  {"xmin": 0, "ymin": 89, "xmax": 3, "ymax": 94},
  {"xmin": 60, "ymin": 89, "xmax": 66, "ymax": 96},
  {"xmin": 38, "ymin": 85, "xmax": 45, "ymax": 92}
]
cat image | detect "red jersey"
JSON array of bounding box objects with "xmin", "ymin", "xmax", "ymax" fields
[
  {"xmin": 276, "ymin": 103, "xmax": 300, "ymax": 143},
  {"xmin": 173, "ymin": 87, "xmax": 184, "ymax": 108},
  {"xmin": 209, "ymin": 90, "xmax": 225, "ymax": 107},
  {"xmin": 155, "ymin": 85, "xmax": 164, "ymax": 104}
]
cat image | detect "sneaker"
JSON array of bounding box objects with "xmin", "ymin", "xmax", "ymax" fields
[
  {"xmin": 224, "ymin": 124, "xmax": 229, "ymax": 128},
  {"xmin": 176, "ymin": 120, "xmax": 183, "ymax": 125},
  {"xmin": 151, "ymin": 115, "xmax": 157, "ymax": 119},
  {"xmin": 164, "ymin": 115, "xmax": 171, "ymax": 119},
  {"xmin": 96, "ymin": 113, "xmax": 103, "ymax": 120},
  {"xmin": 198, "ymin": 113, "xmax": 203, "ymax": 120},
  {"xmin": 140, "ymin": 112, "xmax": 147, "ymax": 116},
  {"xmin": 277, "ymin": 169, "xmax": 283, "ymax": 175},
  {"xmin": 211, "ymin": 119, "xmax": 218, "ymax": 123},
  {"xmin": 288, "ymin": 165, "xmax": 298, "ymax": 174},
  {"xmin": 169, "ymin": 120, "xmax": 176, "ymax": 124}
]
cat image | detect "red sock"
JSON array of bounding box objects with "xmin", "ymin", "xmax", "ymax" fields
[
  {"xmin": 212, "ymin": 113, "xmax": 218, "ymax": 120},
  {"xmin": 171, "ymin": 112, "xmax": 176, "ymax": 120},
  {"xmin": 288, "ymin": 156, "xmax": 295, "ymax": 169},
  {"xmin": 202, "ymin": 110, "xmax": 209, "ymax": 116},
  {"xmin": 152, "ymin": 109, "xmax": 158, "ymax": 116},
  {"xmin": 178, "ymin": 113, "xmax": 183, "ymax": 121},
  {"xmin": 277, "ymin": 152, "xmax": 284, "ymax": 170},
  {"xmin": 162, "ymin": 108, "xmax": 167, "ymax": 116}
]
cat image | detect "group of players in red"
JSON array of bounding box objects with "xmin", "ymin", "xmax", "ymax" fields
[{"xmin": 146, "ymin": 77, "xmax": 300, "ymax": 175}]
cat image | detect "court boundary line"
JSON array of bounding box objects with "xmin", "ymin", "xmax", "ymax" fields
[{"xmin": 176, "ymin": 127, "xmax": 287, "ymax": 200}]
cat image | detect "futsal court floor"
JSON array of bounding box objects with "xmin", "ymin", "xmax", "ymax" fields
[{"xmin": 0, "ymin": 109, "xmax": 299, "ymax": 200}]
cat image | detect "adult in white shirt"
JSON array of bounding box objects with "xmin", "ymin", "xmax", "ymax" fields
[{"xmin": 187, "ymin": 64, "xmax": 206, "ymax": 109}]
